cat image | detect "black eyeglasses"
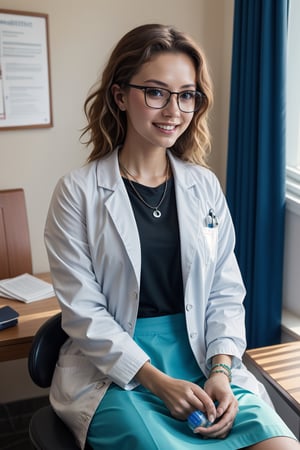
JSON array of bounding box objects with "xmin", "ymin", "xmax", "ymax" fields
[{"xmin": 126, "ymin": 83, "xmax": 205, "ymax": 113}]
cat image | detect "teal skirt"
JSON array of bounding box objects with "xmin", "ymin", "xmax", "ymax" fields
[{"xmin": 87, "ymin": 314, "xmax": 296, "ymax": 449}]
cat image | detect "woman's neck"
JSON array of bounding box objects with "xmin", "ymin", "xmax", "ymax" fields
[{"xmin": 118, "ymin": 147, "xmax": 170, "ymax": 187}]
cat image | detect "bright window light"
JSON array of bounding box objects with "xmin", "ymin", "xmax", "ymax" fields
[{"xmin": 286, "ymin": 0, "xmax": 300, "ymax": 198}]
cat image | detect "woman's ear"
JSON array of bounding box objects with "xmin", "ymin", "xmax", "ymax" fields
[{"xmin": 111, "ymin": 84, "xmax": 126, "ymax": 111}]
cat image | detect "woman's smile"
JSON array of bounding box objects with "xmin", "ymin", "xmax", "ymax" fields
[{"xmin": 153, "ymin": 122, "xmax": 179, "ymax": 132}]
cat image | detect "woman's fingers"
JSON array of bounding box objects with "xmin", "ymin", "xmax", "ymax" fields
[
  {"xmin": 193, "ymin": 399, "xmax": 238, "ymax": 439},
  {"xmin": 189, "ymin": 385, "xmax": 217, "ymax": 423}
]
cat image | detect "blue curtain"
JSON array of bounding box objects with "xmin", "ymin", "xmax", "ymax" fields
[{"xmin": 226, "ymin": 0, "xmax": 288, "ymax": 349}]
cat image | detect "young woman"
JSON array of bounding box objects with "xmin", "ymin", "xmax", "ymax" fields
[{"xmin": 44, "ymin": 24, "xmax": 299, "ymax": 450}]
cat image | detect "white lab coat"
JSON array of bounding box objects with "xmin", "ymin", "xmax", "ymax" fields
[{"xmin": 45, "ymin": 149, "xmax": 270, "ymax": 449}]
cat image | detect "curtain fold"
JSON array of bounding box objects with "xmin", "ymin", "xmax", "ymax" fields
[{"xmin": 226, "ymin": 0, "xmax": 288, "ymax": 349}]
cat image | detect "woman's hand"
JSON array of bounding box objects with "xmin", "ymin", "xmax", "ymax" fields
[
  {"xmin": 153, "ymin": 375, "xmax": 217, "ymax": 422},
  {"xmin": 135, "ymin": 362, "xmax": 217, "ymax": 423},
  {"xmin": 193, "ymin": 372, "xmax": 239, "ymax": 439}
]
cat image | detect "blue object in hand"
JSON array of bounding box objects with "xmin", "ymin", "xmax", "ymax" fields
[{"xmin": 187, "ymin": 411, "xmax": 212, "ymax": 430}]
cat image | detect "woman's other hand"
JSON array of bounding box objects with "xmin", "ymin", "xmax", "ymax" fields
[
  {"xmin": 195, "ymin": 372, "xmax": 239, "ymax": 439},
  {"xmin": 135, "ymin": 362, "xmax": 217, "ymax": 423}
]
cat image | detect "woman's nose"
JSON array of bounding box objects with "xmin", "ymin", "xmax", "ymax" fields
[{"xmin": 162, "ymin": 93, "xmax": 180, "ymax": 115}]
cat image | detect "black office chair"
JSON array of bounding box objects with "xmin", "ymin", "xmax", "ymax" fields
[{"xmin": 28, "ymin": 313, "xmax": 90, "ymax": 449}]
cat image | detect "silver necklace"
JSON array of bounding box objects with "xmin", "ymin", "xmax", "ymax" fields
[{"xmin": 119, "ymin": 159, "xmax": 169, "ymax": 218}]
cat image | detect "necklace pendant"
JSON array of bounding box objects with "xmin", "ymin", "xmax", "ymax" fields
[{"xmin": 153, "ymin": 209, "xmax": 161, "ymax": 218}]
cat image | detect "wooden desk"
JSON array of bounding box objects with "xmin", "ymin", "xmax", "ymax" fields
[
  {"xmin": 0, "ymin": 273, "xmax": 60, "ymax": 362},
  {"xmin": 245, "ymin": 341, "xmax": 300, "ymax": 438}
]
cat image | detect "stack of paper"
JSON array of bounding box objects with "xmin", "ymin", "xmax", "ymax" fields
[{"xmin": 0, "ymin": 273, "xmax": 55, "ymax": 303}]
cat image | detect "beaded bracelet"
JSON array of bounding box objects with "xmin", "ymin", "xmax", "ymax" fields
[
  {"xmin": 211, "ymin": 363, "xmax": 232, "ymax": 374},
  {"xmin": 210, "ymin": 363, "xmax": 232, "ymax": 382},
  {"xmin": 209, "ymin": 369, "xmax": 232, "ymax": 382}
]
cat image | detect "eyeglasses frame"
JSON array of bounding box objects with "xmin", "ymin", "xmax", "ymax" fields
[{"xmin": 125, "ymin": 83, "xmax": 205, "ymax": 113}]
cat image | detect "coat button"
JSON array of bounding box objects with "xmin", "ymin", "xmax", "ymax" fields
[
  {"xmin": 186, "ymin": 304, "xmax": 193, "ymax": 311},
  {"xmin": 128, "ymin": 322, "xmax": 133, "ymax": 329},
  {"xmin": 190, "ymin": 332, "xmax": 198, "ymax": 338}
]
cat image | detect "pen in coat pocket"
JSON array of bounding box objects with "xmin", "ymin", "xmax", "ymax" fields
[{"xmin": 206, "ymin": 209, "xmax": 218, "ymax": 228}]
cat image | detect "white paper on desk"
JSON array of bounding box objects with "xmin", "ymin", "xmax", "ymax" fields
[{"xmin": 0, "ymin": 274, "xmax": 55, "ymax": 303}]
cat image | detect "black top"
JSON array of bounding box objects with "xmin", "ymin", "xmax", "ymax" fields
[{"xmin": 122, "ymin": 176, "xmax": 184, "ymax": 317}]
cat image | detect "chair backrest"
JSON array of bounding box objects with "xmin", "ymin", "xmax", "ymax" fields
[
  {"xmin": 0, "ymin": 188, "xmax": 32, "ymax": 279},
  {"xmin": 28, "ymin": 313, "xmax": 68, "ymax": 388}
]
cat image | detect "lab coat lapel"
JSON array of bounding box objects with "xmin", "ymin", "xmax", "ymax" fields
[
  {"xmin": 169, "ymin": 153, "xmax": 202, "ymax": 291},
  {"xmin": 97, "ymin": 152, "xmax": 141, "ymax": 286}
]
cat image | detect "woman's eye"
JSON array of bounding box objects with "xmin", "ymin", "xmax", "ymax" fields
[
  {"xmin": 146, "ymin": 88, "xmax": 165, "ymax": 98},
  {"xmin": 180, "ymin": 91, "xmax": 194, "ymax": 101}
]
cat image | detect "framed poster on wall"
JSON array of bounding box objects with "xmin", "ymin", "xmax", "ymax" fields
[{"xmin": 0, "ymin": 9, "xmax": 52, "ymax": 130}]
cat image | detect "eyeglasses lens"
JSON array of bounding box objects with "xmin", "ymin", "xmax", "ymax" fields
[{"xmin": 145, "ymin": 88, "xmax": 202, "ymax": 113}]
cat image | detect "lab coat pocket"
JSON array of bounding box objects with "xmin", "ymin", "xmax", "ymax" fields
[
  {"xmin": 201, "ymin": 227, "xmax": 218, "ymax": 265},
  {"xmin": 51, "ymin": 354, "xmax": 99, "ymax": 402}
]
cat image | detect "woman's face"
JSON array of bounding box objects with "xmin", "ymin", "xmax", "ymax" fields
[{"xmin": 119, "ymin": 52, "xmax": 197, "ymax": 153}]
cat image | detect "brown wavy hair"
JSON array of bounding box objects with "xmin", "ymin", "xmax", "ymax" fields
[{"xmin": 82, "ymin": 24, "xmax": 213, "ymax": 166}]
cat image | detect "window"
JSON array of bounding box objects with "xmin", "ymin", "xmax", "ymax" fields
[
  {"xmin": 286, "ymin": 0, "xmax": 300, "ymax": 210},
  {"xmin": 282, "ymin": 0, "xmax": 300, "ymax": 339}
]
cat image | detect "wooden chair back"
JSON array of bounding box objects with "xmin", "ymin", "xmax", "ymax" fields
[{"xmin": 0, "ymin": 189, "xmax": 33, "ymax": 279}]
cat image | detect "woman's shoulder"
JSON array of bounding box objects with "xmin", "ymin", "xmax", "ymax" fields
[
  {"xmin": 57, "ymin": 160, "xmax": 100, "ymax": 193},
  {"xmin": 62, "ymin": 160, "xmax": 98, "ymax": 184},
  {"xmin": 189, "ymin": 162, "xmax": 218, "ymax": 181},
  {"xmin": 170, "ymin": 153, "xmax": 221, "ymax": 189},
  {"xmin": 59, "ymin": 150, "xmax": 118, "ymax": 190},
  {"xmin": 52, "ymin": 161, "xmax": 100, "ymax": 206}
]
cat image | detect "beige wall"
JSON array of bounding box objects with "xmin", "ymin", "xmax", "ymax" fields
[{"xmin": 0, "ymin": 0, "xmax": 234, "ymax": 401}]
